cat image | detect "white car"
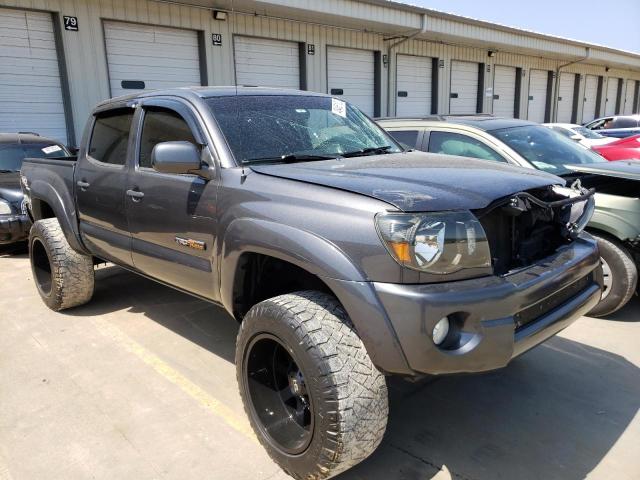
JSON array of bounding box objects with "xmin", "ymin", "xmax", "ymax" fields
[{"xmin": 542, "ymin": 123, "xmax": 618, "ymax": 148}]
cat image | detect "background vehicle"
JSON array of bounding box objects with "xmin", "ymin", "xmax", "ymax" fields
[
  {"xmin": 21, "ymin": 88, "xmax": 600, "ymax": 480},
  {"xmin": 591, "ymin": 134, "xmax": 640, "ymax": 161},
  {"xmin": 0, "ymin": 133, "xmax": 70, "ymax": 245},
  {"xmin": 584, "ymin": 115, "xmax": 640, "ymax": 138},
  {"xmin": 379, "ymin": 116, "xmax": 639, "ymax": 317},
  {"xmin": 542, "ymin": 123, "xmax": 618, "ymax": 148}
]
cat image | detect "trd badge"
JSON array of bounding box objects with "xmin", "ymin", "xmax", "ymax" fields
[{"xmin": 175, "ymin": 236, "xmax": 206, "ymax": 251}]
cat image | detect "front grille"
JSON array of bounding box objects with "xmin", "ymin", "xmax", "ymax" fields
[{"xmin": 514, "ymin": 272, "xmax": 594, "ymax": 331}]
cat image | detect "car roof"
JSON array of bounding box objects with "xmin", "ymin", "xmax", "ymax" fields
[
  {"xmin": 376, "ymin": 115, "xmax": 536, "ymax": 131},
  {"xmin": 0, "ymin": 132, "xmax": 63, "ymax": 145},
  {"xmin": 95, "ymin": 86, "xmax": 330, "ymax": 109},
  {"xmin": 542, "ymin": 123, "xmax": 581, "ymax": 129},
  {"xmin": 590, "ymin": 114, "xmax": 640, "ymax": 121}
]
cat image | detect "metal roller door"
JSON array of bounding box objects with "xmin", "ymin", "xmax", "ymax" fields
[
  {"xmin": 493, "ymin": 65, "xmax": 516, "ymax": 117},
  {"xmin": 0, "ymin": 8, "xmax": 67, "ymax": 142},
  {"xmin": 556, "ymin": 73, "xmax": 575, "ymax": 123},
  {"xmin": 604, "ymin": 77, "xmax": 620, "ymax": 115},
  {"xmin": 527, "ymin": 69, "xmax": 548, "ymax": 123},
  {"xmin": 234, "ymin": 36, "xmax": 300, "ymax": 89},
  {"xmin": 396, "ymin": 54, "xmax": 432, "ymax": 116},
  {"xmin": 450, "ymin": 60, "xmax": 478, "ymax": 114},
  {"xmin": 582, "ymin": 75, "xmax": 599, "ymax": 123},
  {"xmin": 104, "ymin": 21, "xmax": 201, "ymax": 98},
  {"xmin": 327, "ymin": 46, "xmax": 375, "ymax": 116},
  {"xmin": 623, "ymin": 80, "xmax": 637, "ymax": 114}
]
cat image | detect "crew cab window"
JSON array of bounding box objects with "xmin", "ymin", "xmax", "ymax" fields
[
  {"xmin": 89, "ymin": 109, "xmax": 134, "ymax": 165},
  {"xmin": 611, "ymin": 117, "xmax": 639, "ymax": 128},
  {"xmin": 387, "ymin": 130, "xmax": 419, "ymax": 149},
  {"xmin": 428, "ymin": 131, "xmax": 506, "ymax": 162},
  {"xmin": 139, "ymin": 107, "xmax": 197, "ymax": 169}
]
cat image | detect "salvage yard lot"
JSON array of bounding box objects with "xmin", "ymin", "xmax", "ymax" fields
[{"xmin": 1, "ymin": 246, "xmax": 639, "ymax": 480}]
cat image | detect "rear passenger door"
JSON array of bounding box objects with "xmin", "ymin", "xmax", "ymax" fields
[
  {"xmin": 125, "ymin": 98, "xmax": 219, "ymax": 300},
  {"xmin": 76, "ymin": 107, "xmax": 135, "ymax": 266}
]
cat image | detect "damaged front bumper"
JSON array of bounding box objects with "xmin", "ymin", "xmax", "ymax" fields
[{"xmin": 373, "ymin": 235, "xmax": 602, "ymax": 375}]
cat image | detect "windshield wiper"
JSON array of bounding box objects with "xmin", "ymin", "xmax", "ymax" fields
[
  {"xmin": 340, "ymin": 145, "xmax": 393, "ymax": 158},
  {"xmin": 0, "ymin": 169, "xmax": 16, "ymax": 173},
  {"xmin": 243, "ymin": 154, "xmax": 338, "ymax": 165}
]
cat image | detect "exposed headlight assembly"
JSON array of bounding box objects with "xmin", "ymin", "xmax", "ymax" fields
[
  {"xmin": 0, "ymin": 199, "xmax": 12, "ymax": 215},
  {"xmin": 375, "ymin": 210, "xmax": 492, "ymax": 274}
]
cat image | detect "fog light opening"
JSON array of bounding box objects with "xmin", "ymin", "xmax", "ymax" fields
[{"xmin": 432, "ymin": 317, "xmax": 450, "ymax": 345}]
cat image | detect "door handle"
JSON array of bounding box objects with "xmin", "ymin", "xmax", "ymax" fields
[
  {"xmin": 76, "ymin": 180, "xmax": 90, "ymax": 189},
  {"xmin": 126, "ymin": 189, "xmax": 145, "ymax": 201}
]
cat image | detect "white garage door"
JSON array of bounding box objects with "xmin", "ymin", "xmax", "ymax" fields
[
  {"xmin": 556, "ymin": 73, "xmax": 575, "ymax": 123},
  {"xmin": 396, "ymin": 54, "xmax": 432, "ymax": 116},
  {"xmin": 327, "ymin": 47, "xmax": 375, "ymax": 116},
  {"xmin": 604, "ymin": 77, "xmax": 620, "ymax": 116},
  {"xmin": 450, "ymin": 60, "xmax": 478, "ymax": 114},
  {"xmin": 234, "ymin": 36, "xmax": 300, "ymax": 89},
  {"xmin": 527, "ymin": 69, "xmax": 548, "ymax": 123},
  {"xmin": 0, "ymin": 8, "xmax": 67, "ymax": 143},
  {"xmin": 582, "ymin": 75, "xmax": 599, "ymax": 123},
  {"xmin": 493, "ymin": 65, "xmax": 516, "ymax": 117},
  {"xmin": 104, "ymin": 21, "xmax": 201, "ymax": 98},
  {"xmin": 623, "ymin": 80, "xmax": 637, "ymax": 114}
]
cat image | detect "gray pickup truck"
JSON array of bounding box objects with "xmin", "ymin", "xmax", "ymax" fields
[{"xmin": 21, "ymin": 87, "xmax": 602, "ymax": 479}]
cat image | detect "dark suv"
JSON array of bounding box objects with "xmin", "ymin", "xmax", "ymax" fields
[{"xmin": 0, "ymin": 133, "xmax": 70, "ymax": 245}]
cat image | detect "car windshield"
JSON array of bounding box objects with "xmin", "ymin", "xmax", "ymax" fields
[
  {"xmin": 491, "ymin": 125, "xmax": 608, "ymax": 175},
  {"xmin": 207, "ymin": 95, "xmax": 401, "ymax": 164},
  {"xmin": 0, "ymin": 142, "xmax": 69, "ymax": 172},
  {"xmin": 573, "ymin": 126, "xmax": 604, "ymax": 139}
]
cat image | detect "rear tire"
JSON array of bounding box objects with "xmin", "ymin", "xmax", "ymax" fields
[
  {"xmin": 29, "ymin": 218, "xmax": 94, "ymax": 311},
  {"xmin": 588, "ymin": 234, "xmax": 637, "ymax": 317},
  {"xmin": 236, "ymin": 291, "xmax": 388, "ymax": 479}
]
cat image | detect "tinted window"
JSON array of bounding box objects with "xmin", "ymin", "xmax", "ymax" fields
[
  {"xmin": 387, "ymin": 130, "xmax": 419, "ymax": 149},
  {"xmin": 89, "ymin": 109, "xmax": 134, "ymax": 165},
  {"xmin": 207, "ymin": 95, "xmax": 401, "ymax": 164},
  {"xmin": 428, "ymin": 131, "xmax": 506, "ymax": 162},
  {"xmin": 551, "ymin": 126, "xmax": 575, "ymax": 139},
  {"xmin": 611, "ymin": 117, "xmax": 639, "ymax": 128},
  {"xmin": 139, "ymin": 108, "xmax": 196, "ymax": 169},
  {"xmin": 574, "ymin": 126, "xmax": 603, "ymax": 139},
  {"xmin": 0, "ymin": 142, "xmax": 69, "ymax": 172},
  {"xmin": 492, "ymin": 125, "xmax": 607, "ymax": 175}
]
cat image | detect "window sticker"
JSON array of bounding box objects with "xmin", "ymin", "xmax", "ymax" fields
[
  {"xmin": 42, "ymin": 145, "xmax": 62, "ymax": 154},
  {"xmin": 331, "ymin": 98, "xmax": 346, "ymax": 118}
]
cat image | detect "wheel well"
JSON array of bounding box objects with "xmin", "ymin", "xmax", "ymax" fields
[
  {"xmin": 30, "ymin": 198, "xmax": 55, "ymax": 221},
  {"xmin": 232, "ymin": 253, "xmax": 333, "ymax": 321}
]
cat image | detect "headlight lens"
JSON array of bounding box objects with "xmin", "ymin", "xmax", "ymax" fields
[
  {"xmin": 375, "ymin": 210, "xmax": 492, "ymax": 274},
  {"xmin": 0, "ymin": 199, "xmax": 12, "ymax": 215}
]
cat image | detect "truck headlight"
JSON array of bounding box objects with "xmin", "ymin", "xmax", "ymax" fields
[
  {"xmin": 375, "ymin": 211, "xmax": 492, "ymax": 274},
  {"xmin": 0, "ymin": 199, "xmax": 12, "ymax": 215}
]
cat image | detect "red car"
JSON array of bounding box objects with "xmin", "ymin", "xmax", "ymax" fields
[{"xmin": 592, "ymin": 134, "xmax": 640, "ymax": 161}]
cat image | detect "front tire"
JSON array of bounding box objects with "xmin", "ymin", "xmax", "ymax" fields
[
  {"xmin": 29, "ymin": 218, "xmax": 95, "ymax": 311},
  {"xmin": 236, "ymin": 291, "xmax": 388, "ymax": 479},
  {"xmin": 588, "ymin": 234, "xmax": 637, "ymax": 317}
]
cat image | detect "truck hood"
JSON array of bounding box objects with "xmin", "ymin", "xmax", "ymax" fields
[
  {"xmin": 566, "ymin": 160, "xmax": 640, "ymax": 181},
  {"xmin": 250, "ymin": 151, "xmax": 562, "ymax": 211},
  {"xmin": 0, "ymin": 172, "xmax": 24, "ymax": 204}
]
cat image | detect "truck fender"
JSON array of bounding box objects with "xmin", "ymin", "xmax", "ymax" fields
[
  {"xmin": 29, "ymin": 179, "xmax": 88, "ymax": 254},
  {"xmin": 220, "ymin": 218, "xmax": 366, "ymax": 313}
]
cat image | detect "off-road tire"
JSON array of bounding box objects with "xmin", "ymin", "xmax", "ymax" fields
[
  {"xmin": 588, "ymin": 234, "xmax": 637, "ymax": 317},
  {"xmin": 29, "ymin": 218, "xmax": 94, "ymax": 311},
  {"xmin": 236, "ymin": 291, "xmax": 388, "ymax": 479}
]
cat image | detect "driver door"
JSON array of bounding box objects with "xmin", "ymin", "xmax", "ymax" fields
[{"xmin": 125, "ymin": 98, "xmax": 219, "ymax": 300}]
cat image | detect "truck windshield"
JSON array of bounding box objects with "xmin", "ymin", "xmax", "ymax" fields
[
  {"xmin": 0, "ymin": 143, "xmax": 69, "ymax": 172},
  {"xmin": 206, "ymin": 95, "xmax": 401, "ymax": 164},
  {"xmin": 491, "ymin": 125, "xmax": 608, "ymax": 175}
]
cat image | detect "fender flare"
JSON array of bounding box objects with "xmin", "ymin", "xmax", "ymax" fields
[
  {"xmin": 220, "ymin": 218, "xmax": 366, "ymax": 312},
  {"xmin": 29, "ymin": 179, "xmax": 88, "ymax": 254}
]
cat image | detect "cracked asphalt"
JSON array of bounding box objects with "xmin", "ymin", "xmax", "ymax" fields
[{"xmin": 1, "ymin": 244, "xmax": 639, "ymax": 480}]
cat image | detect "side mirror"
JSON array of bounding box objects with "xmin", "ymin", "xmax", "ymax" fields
[
  {"xmin": 151, "ymin": 141, "xmax": 202, "ymax": 175},
  {"xmin": 570, "ymin": 134, "xmax": 582, "ymax": 141}
]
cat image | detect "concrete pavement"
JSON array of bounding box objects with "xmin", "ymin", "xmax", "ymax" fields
[{"xmin": 1, "ymin": 245, "xmax": 638, "ymax": 480}]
